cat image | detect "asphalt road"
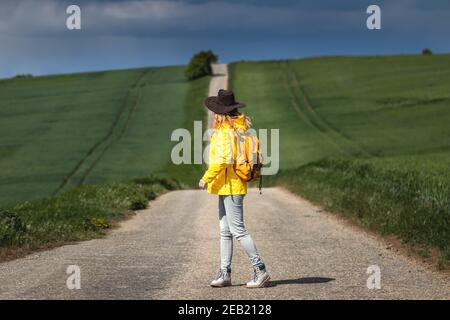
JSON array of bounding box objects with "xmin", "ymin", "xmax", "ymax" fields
[
  {"xmin": 0, "ymin": 188, "xmax": 449, "ymax": 299},
  {"xmin": 207, "ymin": 63, "xmax": 228, "ymax": 128}
]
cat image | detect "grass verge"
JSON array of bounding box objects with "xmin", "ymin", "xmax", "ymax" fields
[
  {"xmin": 0, "ymin": 176, "xmax": 181, "ymax": 262},
  {"xmin": 266, "ymin": 158, "xmax": 450, "ymax": 269}
]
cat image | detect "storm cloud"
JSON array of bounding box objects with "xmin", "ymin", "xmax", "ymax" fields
[{"xmin": 0, "ymin": 0, "xmax": 449, "ymax": 78}]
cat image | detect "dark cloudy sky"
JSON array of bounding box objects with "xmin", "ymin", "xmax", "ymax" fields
[{"xmin": 1, "ymin": 0, "xmax": 449, "ymax": 78}]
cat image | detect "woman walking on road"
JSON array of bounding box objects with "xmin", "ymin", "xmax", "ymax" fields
[{"xmin": 198, "ymin": 89, "xmax": 270, "ymax": 289}]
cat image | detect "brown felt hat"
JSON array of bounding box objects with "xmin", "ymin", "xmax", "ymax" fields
[{"xmin": 204, "ymin": 89, "xmax": 246, "ymax": 114}]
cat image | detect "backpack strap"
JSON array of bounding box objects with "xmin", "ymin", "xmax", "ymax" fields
[{"xmin": 259, "ymin": 174, "xmax": 263, "ymax": 195}]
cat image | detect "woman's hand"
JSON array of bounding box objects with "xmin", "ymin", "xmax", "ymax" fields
[{"xmin": 198, "ymin": 179, "xmax": 206, "ymax": 189}]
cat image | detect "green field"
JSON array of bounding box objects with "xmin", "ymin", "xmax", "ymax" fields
[
  {"xmin": 230, "ymin": 54, "xmax": 450, "ymax": 265},
  {"xmin": 230, "ymin": 55, "xmax": 450, "ymax": 167},
  {"xmin": 0, "ymin": 67, "xmax": 208, "ymax": 208}
]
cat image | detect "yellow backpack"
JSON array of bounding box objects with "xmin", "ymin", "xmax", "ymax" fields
[{"xmin": 233, "ymin": 130, "xmax": 263, "ymax": 193}]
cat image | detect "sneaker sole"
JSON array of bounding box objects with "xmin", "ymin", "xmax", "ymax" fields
[
  {"xmin": 211, "ymin": 282, "xmax": 232, "ymax": 288},
  {"xmin": 246, "ymin": 275, "xmax": 271, "ymax": 289}
]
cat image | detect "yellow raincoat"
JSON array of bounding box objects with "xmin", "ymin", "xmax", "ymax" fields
[{"xmin": 201, "ymin": 114, "xmax": 247, "ymax": 195}]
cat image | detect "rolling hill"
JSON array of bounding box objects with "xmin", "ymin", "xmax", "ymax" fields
[
  {"xmin": 0, "ymin": 66, "xmax": 208, "ymax": 208},
  {"xmin": 229, "ymin": 54, "xmax": 450, "ymax": 263},
  {"xmin": 230, "ymin": 54, "xmax": 450, "ymax": 169}
]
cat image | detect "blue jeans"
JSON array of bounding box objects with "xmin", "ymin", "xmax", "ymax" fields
[{"xmin": 218, "ymin": 195, "xmax": 265, "ymax": 272}]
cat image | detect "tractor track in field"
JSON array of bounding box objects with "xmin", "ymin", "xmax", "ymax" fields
[
  {"xmin": 279, "ymin": 63, "xmax": 348, "ymax": 156},
  {"xmin": 280, "ymin": 61, "xmax": 374, "ymax": 157},
  {"xmin": 78, "ymin": 73, "xmax": 148, "ymax": 185},
  {"xmin": 53, "ymin": 69, "xmax": 150, "ymax": 195}
]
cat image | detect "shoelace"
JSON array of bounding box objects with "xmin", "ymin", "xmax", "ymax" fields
[
  {"xmin": 216, "ymin": 270, "xmax": 226, "ymax": 280},
  {"xmin": 252, "ymin": 268, "xmax": 261, "ymax": 282}
]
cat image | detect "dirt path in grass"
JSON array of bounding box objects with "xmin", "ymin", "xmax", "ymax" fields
[
  {"xmin": 1, "ymin": 64, "xmax": 449, "ymax": 299},
  {"xmin": 207, "ymin": 64, "xmax": 228, "ymax": 128},
  {"xmin": 0, "ymin": 188, "xmax": 449, "ymax": 299}
]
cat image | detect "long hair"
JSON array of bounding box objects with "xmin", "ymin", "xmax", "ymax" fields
[{"xmin": 213, "ymin": 111, "xmax": 252, "ymax": 130}]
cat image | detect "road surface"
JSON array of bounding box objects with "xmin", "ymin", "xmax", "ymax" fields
[
  {"xmin": 0, "ymin": 64, "xmax": 449, "ymax": 300},
  {"xmin": 0, "ymin": 188, "xmax": 449, "ymax": 299}
]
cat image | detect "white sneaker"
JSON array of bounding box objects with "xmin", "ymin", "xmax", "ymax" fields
[
  {"xmin": 246, "ymin": 267, "xmax": 270, "ymax": 288},
  {"xmin": 211, "ymin": 270, "xmax": 232, "ymax": 287}
]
